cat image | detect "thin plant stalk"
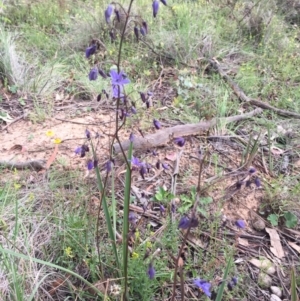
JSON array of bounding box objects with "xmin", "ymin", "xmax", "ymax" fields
[
  {"xmin": 112, "ymin": 166, "xmax": 117, "ymax": 240},
  {"xmin": 122, "ymin": 142, "xmax": 133, "ymax": 300}
]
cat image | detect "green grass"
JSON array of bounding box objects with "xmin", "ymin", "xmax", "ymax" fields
[{"xmin": 1, "ymin": 0, "xmax": 300, "ymax": 300}]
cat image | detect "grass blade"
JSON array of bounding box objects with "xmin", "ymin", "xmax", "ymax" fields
[
  {"xmin": 291, "ymin": 267, "xmax": 298, "ymax": 301},
  {"xmin": 91, "ymin": 141, "xmax": 120, "ymax": 274},
  {"xmin": 215, "ymin": 255, "xmax": 232, "ymax": 301},
  {"xmin": 0, "ymin": 246, "xmax": 104, "ymax": 298}
]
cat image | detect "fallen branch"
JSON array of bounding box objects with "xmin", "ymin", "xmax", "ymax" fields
[
  {"xmin": 210, "ymin": 59, "xmax": 300, "ymax": 119},
  {"xmin": 0, "ymin": 160, "xmax": 46, "ymax": 170},
  {"xmin": 113, "ymin": 108, "xmax": 262, "ymax": 153}
]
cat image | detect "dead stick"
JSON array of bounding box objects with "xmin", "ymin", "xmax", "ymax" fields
[
  {"xmin": 0, "ymin": 160, "xmax": 46, "ymax": 170},
  {"xmin": 113, "ymin": 108, "xmax": 262, "ymax": 153},
  {"xmin": 210, "ymin": 59, "xmax": 300, "ymax": 119}
]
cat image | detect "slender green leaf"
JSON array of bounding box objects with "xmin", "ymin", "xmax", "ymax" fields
[
  {"xmin": 122, "ymin": 142, "xmax": 133, "ymax": 299},
  {"xmin": 91, "ymin": 141, "xmax": 120, "ymax": 274},
  {"xmin": 215, "ymin": 255, "xmax": 233, "ymax": 301},
  {"xmin": 291, "ymin": 267, "xmax": 298, "ymax": 301}
]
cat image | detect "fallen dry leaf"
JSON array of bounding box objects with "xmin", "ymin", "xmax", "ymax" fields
[
  {"xmin": 265, "ymin": 227, "xmax": 285, "ymax": 259},
  {"xmin": 270, "ymin": 146, "xmax": 284, "ymax": 156},
  {"xmin": 165, "ymin": 152, "xmax": 177, "ymax": 161},
  {"xmin": 287, "ymin": 241, "xmax": 300, "ymax": 254},
  {"xmin": 46, "ymin": 144, "xmax": 59, "ymax": 169},
  {"xmin": 238, "ymin": 237, "xmax": 249, "ymax": 246}
]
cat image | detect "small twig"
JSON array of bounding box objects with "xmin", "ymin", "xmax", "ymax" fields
[{"xmin": 1, "ymin": 113, "xmax": 28, "ymax": 132}]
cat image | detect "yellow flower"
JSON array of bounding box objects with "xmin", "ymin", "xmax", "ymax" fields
[
  {"xmin": 46, "ymin": 130, "xmax": 55, "ymax": 137},
  {"xmin": 132, "ymin": 252, "xmax": 139, "ymax": 259},
  {"xmin": 65, "ymin": 247, "xmax": 74, "ymax": 258},
  {"xmin": 146, "ymin": 241, "xmax": 152, "ymax": 248},
  {"xmin": 135, "ymin": 230, "xmax": 140, "ymax": 240},
  {"xmin": 53, "ymin": 138, "xmax": 62, "ymax": 144},
  {"xmin": 14, "ymin": 183, "xmax": 21, "ymax": 190}
]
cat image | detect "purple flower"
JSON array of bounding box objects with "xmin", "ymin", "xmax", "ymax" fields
[
  {"xmin": 155, "ymin": 160, "xmax": 160, "ymax": 169},
  {"xmin": 140, "ymin": 165, "xmax": 147, "ymax": 179},
  {"xmin": 129, "ymin": 133, "xmax": 135, "ymax": 142},
  {"xmin": 85, "ymin": 44, "xmax": 96, "ymax": 58},
  {"xmin": 228, "ymin": 276, "xmax": 238, "ymax": 291},
  {"xmin": 153, "ymin": 119, "xmax": 161, "ymax": 129},
  {"xmin": 97, "ymin": 93, "xmax": 102, "ymax": 102},
  {"xmin": 89, "ymin": 67, "xmax": 98, "ymax": 81},
  {"xmin": 162, "ymin": 163, "xmax": 169, "ymax": 170},
  {"xmin": 254, "ymin": 177, "xmax": 261, "ymax": 188},
  {"xmin": 82, "ymin": 144, "xmax": 89, "ymax": 152},
  {"xmin": 112, "ymin": 85, "xmax": 125, "ymax": 99},
  {"xmin": 131, "ymin": 106, "xmax": 137, "ymax": 114},
  {"xmin": 146, "ymin": 101, "xmax": 150, "ymax": 109},
  {"xmin": 93, "ymin": 160, "xmax": 98, "ymax": 168},
  {"xmin": 129, "ymin": 211, "xmax": 137, "ymax": 224},
  {"xmin": 140, "ymin": 26, "xmax": 146, "ymax": 36},
  {"xmin": 190, "ymin": 217, "xmax": 199, "ymax": 228},
  {"xmin": 160, "ymin": 0, "xmax": 167, "ymax": 5},
  {"xmin": 159, "ymin": 204, "xmax": 165, "ymax": 213},
  {"xmin": 105, "ymin": 4, "xmax": 114, "ymax": 23},
  {"xmin": 105, "ymin": 160, "xmax": 113, "ymax": 172},
  {"xmin": 249, "ymin": 167, "xmax": 256, "ymax": 174},
  {"xmin": 131, "ymin": 156, "xmax": 141, "ymax": 167},
  {"xmin": 87, "ymin": 159, "xmax": 94, "ymax": 170},
  {"xmin": 142, "ymin": 21, "xmax": 148, "ymax": 34},
  {"xmin": 193, "ymin": 279, "xmax": 211, "ymax": 298},
  {"xmin": 232, "ymin": 276, "xmax": 238, "ymax": 285},
  {"xmin": 178, "ymin": 216, "xmax": 190, "ymax": 229},
  {"xmin": 235, "ymin": 219, "xmax": 246, "ymax": 229},
  {"xmin": 152, "ymin": 0, "xmax": 159, "ymax": 18},
  {"xmin": 140, "ymin": 92, "xmax": 146, "ymax": 103},
  {"xmin": 85, "ymin": 129, "xmax": 91, "ymax": 139},
  {"xmin": 147, "ymin": 263, "xmax": 155, "ymax": 279},
  {"xmin": 98, "ymin": 68, "xmax": 107, "ymax": 79},
  {"xmin": 75, "ymin": 146, "xmax": 82, "ymax": 155},
  {"xmin": 245, "ymin": 180, "xmax": 251, "ymax": 187},
  {"xmin": 110, "ymin": 70, "xmax": 130, "ymax": 86},
  {"xmin": 134, "ymin": 26, "xmax": 139, "ymax": 41},
  {"xmin": 114, "ymin": 9, "xmax": 120, "ymax": 22},
  {"xmin": 174, "ymin": 137, "xmax": 185, "ymax": 147}
]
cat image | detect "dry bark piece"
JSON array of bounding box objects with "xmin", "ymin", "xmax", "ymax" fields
[
  {"xmin": 113, "ymin": 108, "xmax": 262, "ymax": 153},
  {"xmin": 265, "ymin": 228, "xmax": 285, "ymax": 259}
]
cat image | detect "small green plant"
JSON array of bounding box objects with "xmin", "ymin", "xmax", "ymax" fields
[{"xmin": 153, "ymin": 186, "xmax": 174, "ymax": 203}]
